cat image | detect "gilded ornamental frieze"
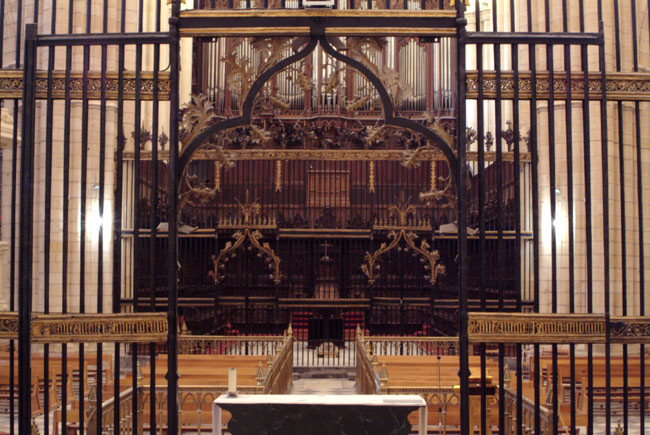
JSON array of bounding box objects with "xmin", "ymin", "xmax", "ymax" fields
[
  {"xmin": 0, "ymin": 312, "xmax": 167, "ymax": 343},
  {"xmin": 609, "ymin": 316, "xmax": 650, "ymax": 344},
  {"xmin": 0, "ymin": 312, "xmax": 18, "ymax": 339},
  {"xmin": 0, "ymin": 69, "xmax": 171, "ymax": 100},
  {"xmin": 123, "ymin": 148, "xmax": 531, "ymax": 163},
  {"xmin": 468, "ymin": 313, "xmax": 650, "ymax": 344},
  {"xmin": 466, "ymin": 71, "xmax": 650, "ymax": 101},
  {"xmin": 468, "ymin": 313, "xmax": 606, "ymax": 344}
]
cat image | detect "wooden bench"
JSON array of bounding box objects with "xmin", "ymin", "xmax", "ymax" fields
[
  {"xmin": 139, "ymin": 354, "xmax": 270, "ymax": 433},
  {"xmin": 530, "ymin": 356, "xmax": 650, "ymax": 419},
  {"xmin": 370, "ymin": 355, "xmax": 500, "ymax": 434}
]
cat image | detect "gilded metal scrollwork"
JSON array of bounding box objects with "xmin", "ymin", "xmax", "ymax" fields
[
  {"xmin": 465, "ymin": 70, "xmax": 650, "ymax": 101},
  {"xmin": 361, "ymin": 197, "xmax": 445, "ymax": 285},
  {"xmin": 0, "ymin": 313, "xmax": 18, "ymax": 339},
  {"xmin": 0, "ymin": 70, "xmax": 171, "ymax": 100},
  {"xmin": 178, "ymin": 94, "xmax": 236, "ymax": 222},
  {"xmin": 211, "ymin": 195, "xmax": 282, "ymax": 285}
]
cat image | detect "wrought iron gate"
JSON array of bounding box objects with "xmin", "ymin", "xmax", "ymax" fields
[
  {"xmin": 459, "ymin": 2, "xmax": 650, "ymax": 434},
  {"xmin": 12, "ymin": 7, "xmax": 180, "ymax": 434},
  {"xmin": 5, "ymin": 0, "xmax": 650, "ymax": 434}
]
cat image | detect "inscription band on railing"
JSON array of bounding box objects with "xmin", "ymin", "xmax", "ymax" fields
[
  {"xmin": 468, "ymin": 313, "xmax": 650, "ymax": 344},
  {"xmin": 0, "ymin": 312, "xmax": 168, "ymax": 343}
]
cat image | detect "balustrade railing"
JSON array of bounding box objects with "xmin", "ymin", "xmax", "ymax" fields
[
  {"xmin": 356, "ymin": 332, "xmax": 555, "ymax": 433},
  {"xmin": 357, "ymin": 331, "xmax": 460, "ymax": 357},
  {"xmin": 503, "ymin": 387, "xmax": 553, "ymax": 435},
  {"xmin": 263, "ymin": 333, "xmax": 294, "ymax": 393},
  {"xmin": 89, "ymin": 386, "xmax": 144, "ymax": 435},
  {"xmin": 356, "ymin": 335, "xmax": 380, "ymax": 394},
  {"xmin": 356, "ymin": 333, "xmax": 461, "ymax": 430},
  {"xmin": 137, "ymin": 332, "xmax": 293, "ymax": 432},
  {"xmin": 178, "ymin": 334, "xmax": 287, "ymax": 356}
]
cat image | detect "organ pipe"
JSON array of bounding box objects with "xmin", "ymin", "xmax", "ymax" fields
[{"xmin": 199, "ymin": 36, "xmax": 453, "ymax": 116}]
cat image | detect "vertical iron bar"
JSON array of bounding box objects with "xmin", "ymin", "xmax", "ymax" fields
[
  {"xmin": 18, "ymin": 23, "xmax": 37, "ymax": 435},
  {"xmin": 633, "ymin": 1, "xmax": 646, "ymax": 432},
  {"xmin": 612, "ymin": 2, "xmax": 630, "ymax": 431},
  {"xmin": 510, "ymin": 1, "xmax": 522, "ymax": 432},
  {"xmin": 493, "ymin": 4, "xmax": 505, "ymax": 432},
  {"xmin": 8, "ymin": 0, "xmax": 24, "ymax": 429},
  {"xmin": 597, "ymin": 18, "xmax": 611, "ymax": 435},
  {"xmin": 96, "ymin": 8, "xmax": 107, "ymax": 431},
  {"xmin": 113, "ymin": 1, "xmax": 127, "ymax": 431},
  {"xmin": 132, "ymin": 38, "xmax": 144, "ymax": 435},
  {"xmin": 43, "ymin": 2, "xmax": 57, "ymax": 431},
  {"xmin": 62, "ymin": 2, "xmax": 74, "ymax": 425},
  {"xmin": 560, "ymin": 3, "xmax": 577, "ymax": 433},
  {"xmin": 456, "ymin": 3, "xmax": 470, "ymax": 434},
  {"xmin": 525, "ymin": 0, "xmax": 541, "ymax": 431},
  {"xmin": 150, "ymin": 4, "xmax": 162, "ymax": 431},
  {"xmin": 577, "ymin": 2, "xmax": 595, "ymax": 432},
  {"xmin": 79, "ymin": 33, "xmax": 91, "ymax": 435},
  {"xmin": 543, "ymin": 3, "xmax": 559, "ymax": 432},
  {"xmin": 475, "ymin": 0, "xmax": 487, "ymax": 430},
  {"xmin": 168, "ymin": 3, "xmax": 181, "ymax": 432}
]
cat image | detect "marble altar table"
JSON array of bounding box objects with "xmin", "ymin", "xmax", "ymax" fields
[{"xmin": 212, "ymin": 394, "xmax": 427, "ymax": 435}]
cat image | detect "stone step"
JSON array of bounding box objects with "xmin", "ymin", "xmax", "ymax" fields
[
  {"xmin": 293, "ymin": 367, "xmax": 355, "ymax": 381},
  {"xmin": 290, "ymin": 367, "xmax": 358, "ymax": 394},
  {"xmin": 290, "ymin": 377, "xmax": 358, "ymax": 395}
]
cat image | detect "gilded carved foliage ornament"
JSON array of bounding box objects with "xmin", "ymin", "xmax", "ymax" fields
[
  {"xmin": 346, "ymin": 36, "xmax": 414, "ymax": 113},
  {"xmin": 211, "ymin": 194, "xmax": 282, "ymax": 285},
  {"xmin": 177, "ymin": 35, "xmax": 457, "ymax": 191},
  {"xmin": 178, "ymin": 94, "xmax": 235, "ymax": 223},
  {"xmin": 224, "ymin": 37, "xmax": 299, "ymax": 113},
  {"xmin": 361, "ymin": 196, "xmax": 445, "ymax": 286},
  {"xmin": 403, "ymin": 146, "xmax": 457, "ymax": 212},
  {"xmin": 171, "ymin": 38, "xmax": 460, "ymax": 228}
]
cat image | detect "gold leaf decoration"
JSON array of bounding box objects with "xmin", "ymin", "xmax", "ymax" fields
[
  {"xmin": 362, "ymin": 196, "xmax": 445, "ymax": 286},
  {"xmin": 211, "ymin": 194, "xmax": 281, "ymax": 285}
]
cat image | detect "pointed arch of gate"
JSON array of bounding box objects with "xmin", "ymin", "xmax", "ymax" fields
[
  {"xmin": 177, "ymin": 33, "xmax": 457, "ymax": 182},
  {"xmin": 316, "ymin": 35, "xmax": 458, "ymax": 174}
]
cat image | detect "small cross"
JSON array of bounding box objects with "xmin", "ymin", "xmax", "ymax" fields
[{"xmin": 320, "ymin": 241, "xmax": 333, "ymax": 259}]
